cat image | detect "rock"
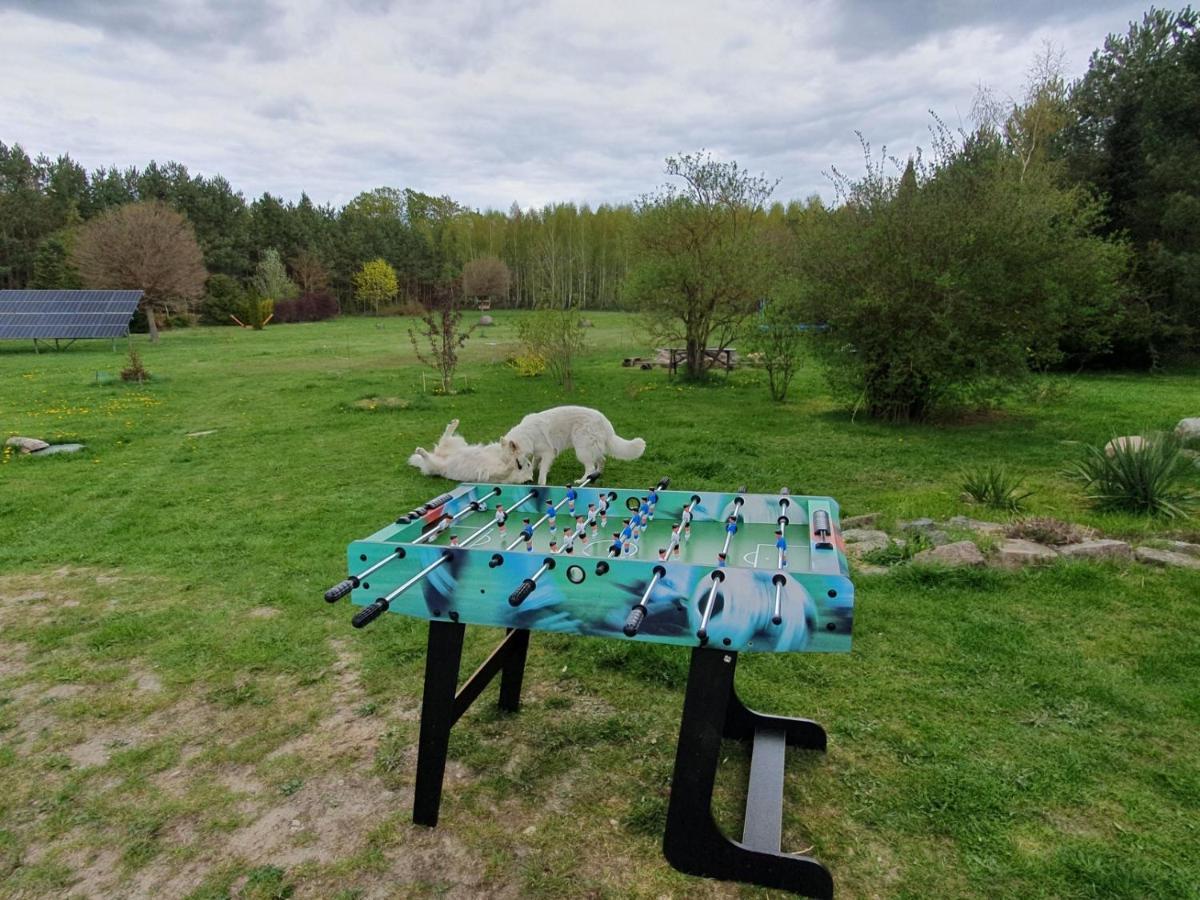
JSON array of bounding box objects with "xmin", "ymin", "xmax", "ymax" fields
[
  {"xmin": 479, "ymin": 315, "xmax": 494, "ymax": 326},
  {"xmin": 842, "ymin": 528, "xmax": 889, "ymax": 544},
  {"xmin": 945, "ymin": 516, "xmax": 1007, "ymax": 535},
  {"xmin": 1058, "ymin": 539, "xmax": 1132, "ymax": 561},
  {"xmin": 1105, "ymin": 435, "xmax": 1147, "ymax": 456},
  {"xmin": 845, "ymin": 540, "xmax": 889, "ymax": 558},
  {"xmin": 1134, "ymin": 547, "xmax": 1200, "ymax": 570},
  {"xmin": 580, "ymin": 318, "xmax": 594, "ymax": 328},
  {"xmin": 842, "ymin": 513, "xmax": 881, "ymax": 529},
  {"xmin": 994, "ymin": 539, "xmax": 1058, "ymax": 569},
  {"xmin": 1175, "ymin": 417, "xmax": 1200, "ymax": 447},
  {"xmin": 854, "ymin": 563, "xmax": 891, "ymax": 576},
  {"xmin": 923, "ymin": 530, "xmax": 951, "ymax": 547},
  {"xmin": 5, "ymin": 436, "xmax": 49, "ymax": 453},
  {"xmin": 1162, "ymin": 540, "xmax": 1200, "ymax": 559},
  {"xmin": 913, "ymin": 540, "xmax": 985, "ymax": 568},
  {"xmin": 33, "ymin": 444, "xmax": 85, "ymax": 455},
  {"xmin": 899, "ymin": 518, "xmax": 936, "ymax": 532}
]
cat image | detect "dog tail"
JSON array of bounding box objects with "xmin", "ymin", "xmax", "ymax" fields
[{"xmin": 608, "ymin": 434, "xmax": 646, "ymax": 461}]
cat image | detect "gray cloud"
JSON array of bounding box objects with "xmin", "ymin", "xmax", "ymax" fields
[
  {"xmin": 0, "ymin": 0, "xmax": 1153, "ymax": 210},
  {"xmin": 0, "ymin": 0, "xmax": 285, "ymax": 55}
]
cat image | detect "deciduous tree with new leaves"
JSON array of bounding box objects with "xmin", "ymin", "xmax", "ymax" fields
[
  {"xmin": 625, "ymin": 152, "xmax": 778, "ymax": 379},
  {"xmin": 352, "ymin": 257, "xmax": 398, "ymax": 314},
  {"xmin": 71, "ymin": 200, "xmax": 207, "ymax": 341}
]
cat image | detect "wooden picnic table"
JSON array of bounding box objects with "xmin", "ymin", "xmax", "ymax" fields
[{"xmin": 663, "ymin": 347, "xmax": 736, "ymax": 375}]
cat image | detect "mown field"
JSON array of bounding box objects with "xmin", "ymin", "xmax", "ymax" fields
[{"xmin": 1, "ymin": 312, "xmax": 1198, "ymax": 899}]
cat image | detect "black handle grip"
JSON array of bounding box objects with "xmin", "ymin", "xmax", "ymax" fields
[
  {"xmin": 508, "ymin": 578, "xmax": 536, "ymax": 607},
  {"xmin": 623, "ymin": 605, "xmax": 647, "ymax": 637},
  {"xmin": 657, "ymin": 477, "xmax": 670, "ymax": 489},
  {"xmin": 324, "ymin": 578, "xmax": 357, "ymax": 603},
  {"xmin": 352, "ymin": 599, "xmax": 389, "ymax": 628}
]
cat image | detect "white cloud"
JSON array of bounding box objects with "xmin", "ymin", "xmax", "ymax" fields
[{"xmin": 0, "ymin": 0, "xmax": 1150, "ymax": 209}]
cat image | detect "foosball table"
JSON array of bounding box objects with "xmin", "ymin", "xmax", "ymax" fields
[{"xmin": 324, "ymin": 475, "xmax": 854, "ymax": 898}]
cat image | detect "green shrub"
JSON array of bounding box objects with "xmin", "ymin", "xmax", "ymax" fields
[
  {"xmin": 1068, "ymin": 434, "xmax": 1196, "ymax": 518},
  {"xmin": 198, "ymin": 274, "xmax": 246, "ymax": 326},
  {"xmin": 961, "ymin": 465, "xmax": 1033, "ymax": 511},
  {"xmin": 796, "ymin": 123, "xmax": 1128, "ymax": 421},
  {"xmin": 507, "ymin": 351, "xmax": 548, "ymax": 377}
]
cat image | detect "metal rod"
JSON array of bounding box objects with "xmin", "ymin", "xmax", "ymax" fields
[
  {"xmin": 772, "ymin": 574, "xmax": 785, "ymax": 626},
  {"xmin": 720, "ymin": 496, "xmax": 746, "ymax": 557},
  {"xmin": 341, "ymin": 488, "xmax": 536, "ymax": 613},
  {"xmin": 504, "ymin": 475, "xmax": 599, "ymax": 552},
  {"xmin": 697, "ymin": 573, "xmax": 724, "ymax": 643},
  {"xmin": 412, "ymin": 487, "xmax": 501, "ymax": 545}
]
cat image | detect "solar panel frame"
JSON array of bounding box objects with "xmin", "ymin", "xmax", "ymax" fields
[{"xmin": 0, "ymin": 290, "xmax": 143, "ymax": 340}]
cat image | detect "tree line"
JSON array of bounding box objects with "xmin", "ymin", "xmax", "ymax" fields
[{"xmin": 0, "ymin": 7, "xmax": 1195, "ymax": 417}]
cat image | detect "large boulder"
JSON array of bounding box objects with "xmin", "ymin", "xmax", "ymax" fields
[
  {"xmin": 5, "ymin": 436, "xmax": 49, "ymax": 453},
  {"xmin": 913, "ymin": 541, "xmax": 985, "ymax": 568},
  {"xmin": 994, "ymin": 539, "xmax": 1058, "ymax": 569},
  {"xmin": 1134, "ymin": 547, "xmax": 1200, "ymax": 570},
  {"xmin": 1175, "ymin": 417, "xmax": 1200, "ymax": 447},
  {"xmin": 1104, "ymin": 435, "xmax": 1146, "ymax": 457},
  {"xmin": 1058, "ymin": 540, "xmax": 1132, "ymax": 561}
]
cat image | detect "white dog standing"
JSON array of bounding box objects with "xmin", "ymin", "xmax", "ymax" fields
[
  {"xmin": 502, "ymin": 406, "xmax": 645, "ymax": 485},
  {"xmin": 408, "ymin": 419, "xmax": 532, "ymax": 483}
]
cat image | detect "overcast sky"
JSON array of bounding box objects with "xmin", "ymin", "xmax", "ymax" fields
[{"xmin": 0, "ymin": 0, "xmax": 1150, "ymax": 211}]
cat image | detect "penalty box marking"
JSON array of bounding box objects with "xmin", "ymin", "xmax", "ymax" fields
[{"xmin": 742, "ymin": 544, "xmax": 781, "ymax": 567}]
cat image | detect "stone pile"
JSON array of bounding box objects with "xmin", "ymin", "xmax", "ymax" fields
[{"xmin": 841, "ymin": 510, "xmax": 1200, "ymax": 575}]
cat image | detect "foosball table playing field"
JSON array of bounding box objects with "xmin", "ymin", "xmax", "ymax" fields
[{"xmin": 324, "ymin": 475, "xmax": 855, "ymax": 897}]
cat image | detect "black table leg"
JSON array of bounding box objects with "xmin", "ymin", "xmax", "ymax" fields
[
  {"xmin": 413, "ymin": 619, "xmax": 465, "ymax": 827},
  {"xmin": 498, "ymin": 627, "xmax": 530, "ymax": 713},
  {"xmin": 662, "ymin": 647, "xmax": 834, "ymax": 898}
]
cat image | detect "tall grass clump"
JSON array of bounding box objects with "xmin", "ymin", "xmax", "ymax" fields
[
  {"xmin": 960, "ymin": 465, "xmax": 1033, "ymax": 511},
  {"xmin": 1069, "ymin": 434, "xmax": 1196, "ymax": 518}
]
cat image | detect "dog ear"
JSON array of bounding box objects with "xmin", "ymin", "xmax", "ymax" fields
[{"xmin": 505, "ymin": 439, "xmax": 519, "ymax": 455}]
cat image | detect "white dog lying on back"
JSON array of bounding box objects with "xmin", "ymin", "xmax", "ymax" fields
[
  {"xmin": 502, "ymin": 406, "xmax": 645, "ymax": 485},
  {"xmin": 407, "ymin": 419, "xmax": 532, "ymax": 483}
]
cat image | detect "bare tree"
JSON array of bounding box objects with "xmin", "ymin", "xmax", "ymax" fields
[
  {"xmin": 72, "ymin": 200, "xmax": 207, "ymax": 342},
  {"xmin": 408, "ymin": 279, "xmax": 476, "ymax": 392},
  {"xmin": 461, "ymin": 256, "xmax": 511, "ymax": 307},
  {"xmin": 289, "ymin": 249, "xmax": 330, "ymax": 295}
]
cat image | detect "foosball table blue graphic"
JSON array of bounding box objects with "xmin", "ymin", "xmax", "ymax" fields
[{"xmin": 325, "ymin": 476, "xmax": 855, "ymax": 898}]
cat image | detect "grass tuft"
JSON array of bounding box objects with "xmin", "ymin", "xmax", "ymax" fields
[
  {"xmin": 960, "ymin": 465, "xmax": 1034, "ymax": 511},
  {"xmin": 1068, "ymin": 433, "xmax": 1197, "ymax": 518}
]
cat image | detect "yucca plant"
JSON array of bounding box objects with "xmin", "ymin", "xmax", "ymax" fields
[
  {"xmin": 1069, "ymin": 433, "xmax": 1196, "ymax": 518},
  {"xmin": 960, "ymin": 465, "xmax": 1034, "ymax": 512}
]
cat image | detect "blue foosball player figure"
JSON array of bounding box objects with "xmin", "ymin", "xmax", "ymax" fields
[
  {"xmin": 775, "ymin": 530, "xmax": 788, "ymax": 567},
  {"xmin": 546, "ymin": 501, "xmax": 557, "ymax": 533},
  {"xmin": 565, "ymin": 484, "xmax": 578, "ymax": 514},
  {"xmin": 521, "ymin": 519, "xmax": 534, "ymax": 551}
]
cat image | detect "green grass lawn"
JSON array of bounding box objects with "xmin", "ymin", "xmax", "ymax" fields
[{"xmin": 1, "ymin": 313, "xmax": 1198, "ymax": 899}]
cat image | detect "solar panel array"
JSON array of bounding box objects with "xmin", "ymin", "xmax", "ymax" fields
[{"xmin": 0, "ymin": 290, "xmax": 143, "ymax": 340}]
